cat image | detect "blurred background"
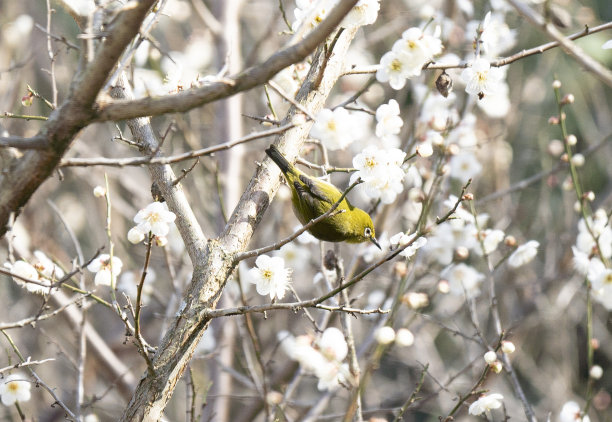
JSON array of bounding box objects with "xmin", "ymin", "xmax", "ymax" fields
[{"xmin": 0, "ymin": 0, "xmax": 611, "ymax": 421}]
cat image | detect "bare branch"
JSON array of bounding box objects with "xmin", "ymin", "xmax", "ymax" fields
[
  {"xmin": 94, "ymin": 0, "xmax": 360, "ymax": 122},
  {"xmin": 59, "ymin": 123, "xmax": 296, "ymax": 167},
  {"xmin": 507, "ymin": 1, "xmax": 612, "ymax": 87}
]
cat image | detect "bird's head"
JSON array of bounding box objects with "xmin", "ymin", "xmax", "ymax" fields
[{"xmin": 352, "ymin": 210, "xmax": 380, "ymax": 249}]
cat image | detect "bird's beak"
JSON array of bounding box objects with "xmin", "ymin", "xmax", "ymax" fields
[{"xmin": 369, "ymin": 236, "xmax": 381, "ymax": 250}]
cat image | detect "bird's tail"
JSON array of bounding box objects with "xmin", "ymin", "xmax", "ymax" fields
[{"xmin": 265, "ymin": 145, "xmax": 296, "ymax": 176}]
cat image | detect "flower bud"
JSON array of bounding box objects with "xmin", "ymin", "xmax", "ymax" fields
[
  {"xmin": 375, "ymin": 326, "xmax": 396, "ymax": 345},
  {"xmin": 154, "ymin": 235, "xmax": 168, "ymax": 247},
  {"xmin": 403, "ymin": 292, "xmax": 429, "ymax": 309},
  {"xmin": 560, "ymin": 153, "xmax": 569, "ymax": 163},
  {"xmin": 93, "ymin": 186, "xmax": 106, "ymax": 197},
  {"xmin": 584, "ymin": 191, "xmax": 595, "ymax": 202},
  {"xmin": 574, "ymin": 201, "xmax": 582, "ymax": 213},
  {"xmin": 561, "ymin": 93, "xmax": 575, "ymax": 104},
  {"xmin": 454, "ymin": 246, "xmax": 470, "ymax": 261},
  {"xmin": 394, "ymin": 261, "xmax": 408, "ymax": 277},
  {"xmin": 490, "ymin": 360, "xmax": 503, "ymax": 373},
  {"xmin": 463, "ymin": 193, "xmax": 474, "ymax": 201},
  {"xmin": 447, "ymin": 144, "xmax": 460, "ymax": 156},
  {"xmin": 591, "ymin": 338, "xmax": 600, "ymax": 349},
  {"xmin": 484, "ymin": 351, "xmax": 497, "ymax": 364},
  {"xmin": 562, "ymin": 177, "xmax": 574, "ymax": 191},
  {"xmin": 416, "ymin": 143, "xmax": 433, "ymax": 158},
  {"xmin": 571, "ymin": 153, "xmax": 585, "ymax": 167},
  {"xmin": 501, "ymin": 341, "xmax": 516, "ymax": 354},
  {"xmin": 552, "ymin": 80, "xmax": 562, "ymax": 89},
  {"xmin": 504, "ymin": 235, "xmax": 517, "ymax": 247},
  {"xmin": 548, "ymin": 116, "xmax": 560, "ymax": 125},
  {"xmin": 128, "ymin": 227, "xmax": 145, "ymax": 244},
  {"xmin": 437, "ymin": 279, "xmax": 450, "ymax": 294},
  {"xmin": 547, "ymin": 139, "xmax": 564, "ymax": 157},
  {"xmin": 590, "ymin": 365, "xmax": 603, "ymax": 380},
  {"xmin": 566, "ymin": 134, "xmax": 577, "ymax": 146},
  {"xmin": 267, "ymin": 391, "xmax": 284, "ymax": 405},
  {"xmin": 21, "ymin": 93, "xmax": 34, "ymax": 107},
  {"xmin": 395, "ymin": 328, "xmax": 415, "ymax": 347}
]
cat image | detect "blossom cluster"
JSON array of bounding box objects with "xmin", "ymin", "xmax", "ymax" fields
[
  {"xmin": 4, "ymin": 251, "xmax": 64, "ymax": 295},
  {"xmin": 280, "ymin": 327, "xmax": 350, "ymax": 391},
  {"xmin": 248, "ymin": 255, "xmax": 292, "ymax": 300},
  {"xmin": 572, "ymin": 209, "xmax": 612, "ymax": 310},
  {"xmin": 127, "ymin": 201, "xmax": 177, "ymax": 245},
  {"xmin": 292, "ymin": 0, "xmax": 380, "ymax": 33},
  {"xmin": 351, "ymin": 146, "xmax": 406, "ymax": 204},
  {"xmin": 376, "ymin": 27, "xmax": 443, "ymax": 90}
]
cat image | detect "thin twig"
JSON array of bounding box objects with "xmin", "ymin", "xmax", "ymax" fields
[
  {"xmin": 1, "ymin": 330, "xmax": 77, "ymax": 419},
  {"xmin": 59, "ymin": 123, "xmax": 296, "ymax": 167}
]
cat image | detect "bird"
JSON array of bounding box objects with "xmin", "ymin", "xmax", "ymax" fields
[{"xmin": 265, "ymin": 144, "xmax": 380, "ymax": 249}]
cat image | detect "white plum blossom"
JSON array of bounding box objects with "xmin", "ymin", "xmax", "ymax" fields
[
  {"xmin": 248, "ymin": 255, "xmax": 291, "ymax": 300},
  {"xmin": 461, "ymin": 57, "xmax": 505, "ymax": 99},
  {"xmin": 281, "ymin": 327, "xmax": 350, "ymax": 391},
  {"xmin": 87, "ymin": 254, "xmax": 123, "ymax": 286},
  {"xmin": 274, "ymin": 242, "xmax": 311, "ymax": 272},
  {"xmin": 508, "ymin": 240, "xmax": 539, "ymax": 268},
  {"xmin": 417, "ymin": 86, "xmax": 459, "ymax": 131},
  {"xmin": 446, "ymin": 113, "xmax": 478, "ymax": 147},
  {"xmin": 466, "ymin": 12, "xmax": 517, "ymax": 58},
  {"xmin": 558, "ymin": 401, "xmax": 590, "ymax": 422},
  {"xmin": 375, "ymin": 99, "xmax": 403, "ymax": 146},
  {"xmin": 0, "ymin": 373, "xmax": 31, "ymax": 406},
  {"xmin": 377, "ymin": 26, "xmax": 443, "ymax": 89},
  {"xmin": 474, "ymin": 229, "xmax": 505, "ymax": 256},
  {"xmin": 376, "ymin": 49, "xmax": 415, "ymax": 90},
  {"xmin": 133, "ymin": 201, "xmax": 177, "ymax": 238},
  {"xmin": 392, "ymin": 28, "xmax": 430, "ymax": 77},
  {"xmin": 310, "ymin": 108, "xmax": 357, "ymax": 151},
  {"xmin": 352, "ymin": 147, "xmax": 406, "ymax": 204},
  {"xmin": 476, "ymin": 79, "xmax": 511, "ymax": 118},
  {"xmin": 389, "ymin": 232, "xmax": 427, "ymax": 258},
  {"xmin": 442, "ymin": 263, "xmax": 485, "ymax": 298},
  {"xmin": 4, "ymin": 251, "xmax": 64, "ymax": 294},
  {"xmin": 292, "ymin": 0, "xmax": 336, "ymax": 32},
  {"xmin": 449, "ymin": 151, "xmax": 482, "ymax": 182},
  {"xmin": 341, "ymin": 0, "xmax": 380, "ymax": 29},
  {"xmin": 575, "ymin": 209, "xmax": 612, "ymax": 259},
  {"xmin": 424, "ymin": 220, "xmax": 476, "ymax": 265},
  {"xmin": 590, "ymin": 268, "xmax": 612, "ymax": 310},
  {"xmin": 416, "ymin": 131, "xmax": 441, "ymax": 157},
  {"xmin": 468, "ymin": 393, "xmax": 504, "ymax": 416}
]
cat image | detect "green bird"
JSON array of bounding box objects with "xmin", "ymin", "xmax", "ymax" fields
[{"xmin": 265, "ymin": 145, "xmax": 381, "ymax": 249}]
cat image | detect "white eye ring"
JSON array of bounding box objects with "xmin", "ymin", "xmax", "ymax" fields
[{"xmin": 364, "ymin": 227, "xmax": 372, "ymax": 237}]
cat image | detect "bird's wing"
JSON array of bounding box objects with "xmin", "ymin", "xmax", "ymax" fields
[{"xmin": 298, "ymin": 174, "xmax": 333, "ymax": 204}]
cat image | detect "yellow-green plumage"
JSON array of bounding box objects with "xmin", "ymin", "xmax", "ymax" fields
[{"xmin": 266, "ymin": 145, "xmax": 380, "ymax": 248}]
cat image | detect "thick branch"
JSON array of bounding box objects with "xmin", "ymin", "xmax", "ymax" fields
[
  {"xmin": 119, "ymin": 2, "xmax": 359, "ymax": 420},
  {"xmin": 94, "ymin": 0, "xmax": 359, "ymax": 122},
  {"xmin": 0, "ymin": 0, "xmax": 157, "ymax": 238}
]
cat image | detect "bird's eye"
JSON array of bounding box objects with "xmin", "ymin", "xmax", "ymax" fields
[{"xmin": 364, "ymin": 227, "xmax": 372, "ymax": 237}]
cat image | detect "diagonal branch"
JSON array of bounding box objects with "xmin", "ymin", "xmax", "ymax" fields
[
  {"xmin": 94, "ymin": 0, "xmax": 359, "ymax": 122},
  {"xmin": 507, "ymin": 0, "xmax": 612, "ymax": 88},
  {"xmin": 0, "ymin": 0, "xmax": 157, "ymax": 238}
]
